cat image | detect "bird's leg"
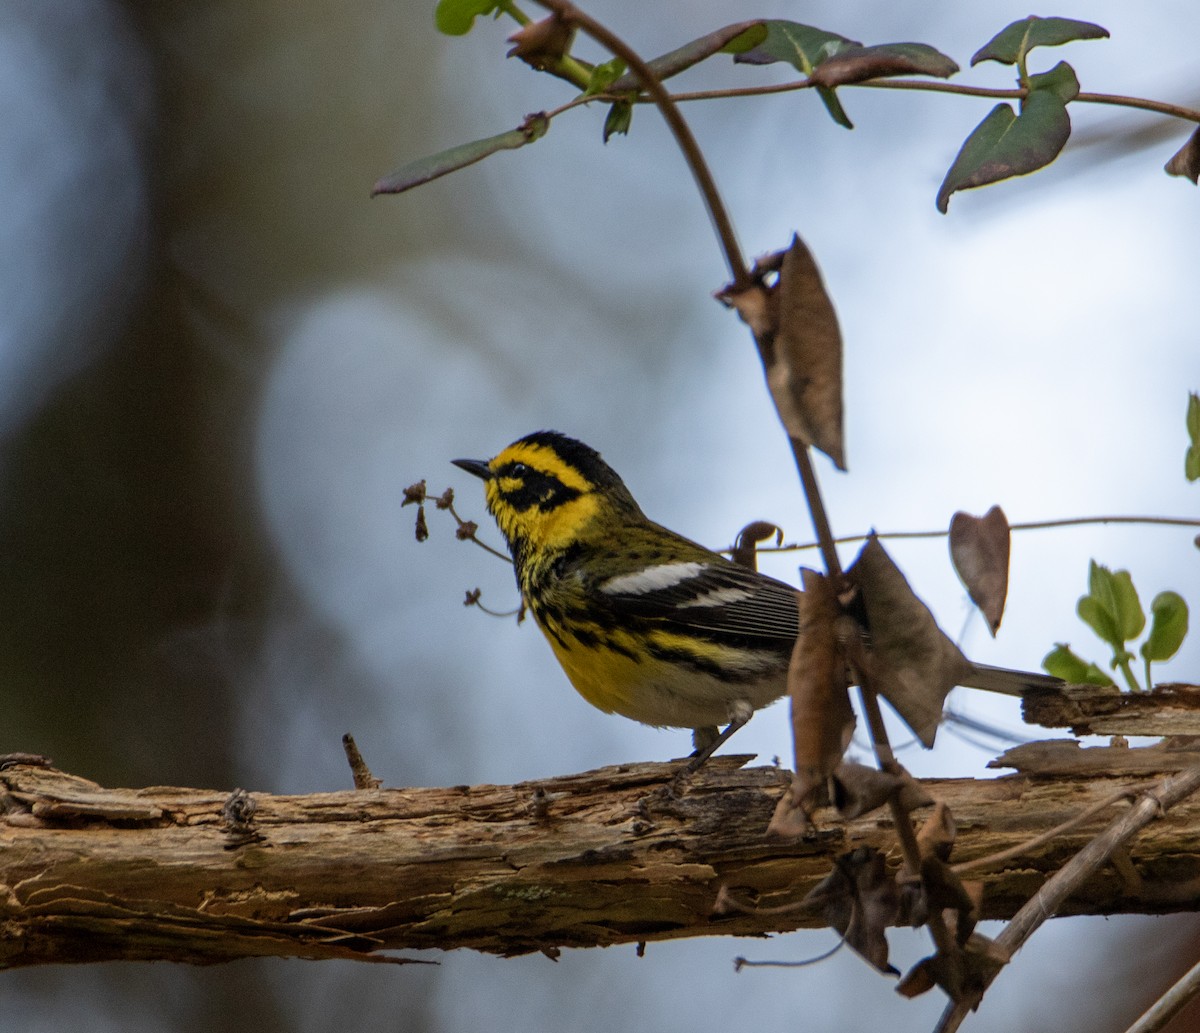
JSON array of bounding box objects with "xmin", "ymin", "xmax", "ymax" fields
[{"xmin": 684, "ymin": 700, "xmax": 754, "ymax": 773}]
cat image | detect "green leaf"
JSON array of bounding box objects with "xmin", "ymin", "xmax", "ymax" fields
[
  {"xmin": 721, "ymin": 23, "xmax": 769, "ymax": 55},
  {"xmin": 971, "ymin": 16, "xmax": 1109, "ymax": 67},
  {"xmin": 1078, "ymin": 595, "xmax": 1121, "ymax": 648},
  {"xmin": 1080, "ymin": 561, "xmax": 1145, "ymax": 649},
  {"xmin": 1042, "ymin": 644, "xmax": 1115, "ymax": 686},
  {"xmin": 603, "ymin": 100, "xmax": 633, "ymax": 142},
  {"xmin": 814, "ymin": 86, "xmax": 853, "ymax": 128},
  {"xmin": 585, "ymin": 58, "xmax": 627, "ymax": 96},
  {"xmin": 735, "ymin": 20, "xmax": 861, "ymax": 74},
  {"xmin": 936, "ymin": 88, "xmax": 1070, "ymax": 212},
  {"xmin": 1111, "ymin": 569, "xmax": 1146, "ymax": 641},
  {"xmin": 372, "ymin": 115, "xmax": 549, "ymax": 195},
  {"xmin": 734, "ymin": 21, "xmax": 862, "ymax": 129},
  {"xmin": 1142, "ymin": 591, "xmax": 1189, "ymax": 663},
  {"xmin": 809, "ymin": 43, "xmax": 959, "ymax": 87},
  {"xmin": 607, "ymin": 21, "xmax": 766, "ymax": 92},
  {"xmin": 435, "ymin": 0, "xmax": 501, "ymax": 36},
  {"xmin": 1028, "ymin": 60, "xmax": 1080, "ymax": 103},
  {"xmin": 1187, "ymin": 392, "xmax": 1200, "ymax": 480}
]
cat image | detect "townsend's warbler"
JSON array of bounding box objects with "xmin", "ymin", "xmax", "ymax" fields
[{"xmin": 454, "ymin": 431, "xmax": 1050, "ymax": 766}]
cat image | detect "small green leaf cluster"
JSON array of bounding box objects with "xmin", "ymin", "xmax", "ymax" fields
[
  {"xmin": 937, "ymin": 17, "xmax": 1107, "ymax": 211},
  {"xmin": 392, "ymin": 9, "xmax": 1147, "ymax": 206},
  {"xmin": 392, "ymin": 8, "xmax": 1200, "ymax": 211},
  {"xmin": 1044, "ymin": 561, "xmax": 1188, "ymax": 691},
  {"xmin": 1187, "ymin": 392, "xmax": 1200, "ymax": 482},
  {"xmin": 1045, "ymin": 393, "xmax": 1197, "ymax": 691}
]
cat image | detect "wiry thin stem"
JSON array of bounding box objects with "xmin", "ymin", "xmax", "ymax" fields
[
  {"xmin": 743, "ymin": 514, "xmax": 1200, "ymax": 557},
  {"xmin": 935, "ymin": 767, "xmax": 1200, "ymax": 1032},
  {"xmin": 661, "ymin": 77, "xmax": 1200, "ymax": 125}
]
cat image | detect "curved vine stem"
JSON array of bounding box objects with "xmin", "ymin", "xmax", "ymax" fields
[
  {"xmin": 530, "ymin": 0, "xmax": 751, "ymax": 289},
  {"xmin": 531, "ymin": 1, "xmax": 845, "ymax": 587},
  {"xmin": 745, "ymin": 514, "xmax": 1200, "ymax": 558}
]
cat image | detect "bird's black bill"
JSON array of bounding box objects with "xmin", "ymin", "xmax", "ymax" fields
[{"xmin": 452, "ymin": 457, "xmax": 493, "ymax": 480}]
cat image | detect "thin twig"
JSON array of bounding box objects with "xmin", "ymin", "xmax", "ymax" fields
[
  {"xmin": 867, "ymin": 80, "xmax": 1200, "ymax": 123},
  {"xmin": 342, "ymin": 734, "xmax": 383, "ymax": 790},
  {"xmin": 935, "ymin": 767, "xmax": 1200, "ymax": 1033},
  {"xmin": 742, "ymin": 514, "xmax": 1200, "ymax": 557},
  {"xmin": 734, "ymin": 934, "xmax": 846, "ymax": 971},
  {"xmin": 661, "ymin": 77, "xmax": 1200, "ymax": 125},
  {"xmin": 789, "ymin": 442, "xmax": 844, "ymax": 581},
  {"xmin": 951, "ymin": 783, "xmax": 1151, "ymax": 876},
  {"xmin": 855, "ymin": 677, "xmax": 959, "ymax": 963}
]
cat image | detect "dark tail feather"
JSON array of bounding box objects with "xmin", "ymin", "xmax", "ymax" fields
[{"xmin": 961, "ymin": 663, "xmax": 1063, "ymax": 696}]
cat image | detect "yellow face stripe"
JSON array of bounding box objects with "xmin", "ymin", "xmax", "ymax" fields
[{"xmin": 489, "ymin": 441, "xmax": 594, "ymax": 493}]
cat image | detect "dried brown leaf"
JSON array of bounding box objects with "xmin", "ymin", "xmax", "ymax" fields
[
  {"xmin": 848, "ymin": 536, "xmax": 974, "ymax": 747},
  {"xmin": 717, "ymin": 236, "xmax": 845, "ymax": 469},
  {"xmin": 1165, "ymin": 126, "xmax": 1200, "ymax": 183},
  {"xmin": 896, "ymin": 956, "xmax": 938, "ymax": 998},
  {"xmin": 772, "ymin": 236, "xmax": 846, "ymax": 469},
  {"xmin": 788, "ymin": 570, "xmax": 855, "ymax": 811},
  {"xmin": 921, "ymin": 857, "xmax": 976, "ymax": 937},
  {"xmin": 766, "ymin": 783, "xmax": 813, "ymax": 839},
  {"xmin": 831, "ymin": 761, "xmax": 932, "ymax": 820},
  {"xmin": 730, "ymin": 520, "xmax": 782, "ymax": 571},
  {"xmin": 898, "ymin": 932, "xmax": 1007, "ymax": 1003},
  {"xmin": 718, "ymin": 280, "xmax": 775, "ymax": 341},
  {"xmin": 949, "ymin": 506, "xmax": 1011, "ymax": 635},
  {"xmin": 506, "ymin": 14, "xmax": 575, "ymax": 70},
  {"xmin": 915, "ymin": 799, "xmax": 956, "ymax": 863},
  {"xmin": 804, "ymin": 848, "xmax": 900, "ymax": 975}
]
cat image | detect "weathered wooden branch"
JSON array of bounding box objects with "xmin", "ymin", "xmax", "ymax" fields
[
  {"xmin": 1023, "ymin": 683, "xmax": 1200, "ymax": 737},
  {"xmin": 936, "ymin": 766, "xmax": 1200, "ymax": 1033},
  {"xmin": 3, "ymin": 735, "xmax": 1200, "ymax": 969}
]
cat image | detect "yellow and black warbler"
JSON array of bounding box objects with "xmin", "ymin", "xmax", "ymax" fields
[{"xmin": 454, "ymin": 431, "xmax": 1045, "ymax": 766}]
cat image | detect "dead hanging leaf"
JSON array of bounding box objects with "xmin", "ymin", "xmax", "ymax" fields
[
  {"xmin": 506, "ymin": 14, "xmax": 575, "ymax": 71},
  {"xmin": 949, "ymin": 506, "xmax": 1011, "ymax": 635},
  {"xmin": 788, "ymin": 570, "xmax": 855, "ymax": 813},
  {"xmin": 772, "ymin": 237, "xmax": 846, "ymax": 469},
  {"xmin": 898, "ymin": 932, "xmax": 1007, "ymax": 1003},
  {"xmin": 831, "ymin": 761, "xmax": 932, "ymax": 820},
  {"xmin": 717, "ymin": 236, "xmax": 846, "ymax": 470},
  {"xmin": 1165, "ymin": 126, "xmax": 1200, "ymax": 184},
  {"xmin": 921, "ymin": 857, "xmax": 977, "ymax": 934},
  {"xmin": 896, "ymin": 957, "xmax": 937, "ymax": 998},
  {"xmin": 730, "ymin": 520, "xmax": 782, "ymax": 571},
  {"xmin": 915, "ymin": 799, "xmax": 956, "ymax": 863},
  {"xmin": 767, "ymin": 785, "xmax": 813, "ymax": 839},
  {"xmin": 847, "ymin": 536, "xmax": 974, "ymax": 747},
  {"xmin": 803, "ymin": 848, "xmax": 900, "ymax": 975}
]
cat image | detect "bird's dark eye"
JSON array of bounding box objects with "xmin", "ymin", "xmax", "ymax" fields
[{"xmin": 510, "ymin": 463, "xmax": 529, "ymax": 477}]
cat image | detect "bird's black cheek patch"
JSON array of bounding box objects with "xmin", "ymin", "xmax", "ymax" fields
[{"xmin": 499, "ymin": 474, "xmax": 581, "ymax": 513}]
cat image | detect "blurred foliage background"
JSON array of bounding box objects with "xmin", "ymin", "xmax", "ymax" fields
[{"xmin": 1, "ymin": 1, "xmax": 1198, "ymax": 1030}]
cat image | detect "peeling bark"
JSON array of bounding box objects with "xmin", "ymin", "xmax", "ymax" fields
[
  {"xmin": 2, "ymin": 752, "xmax": 1199, "ymax": 968},
  {"xmin": 1023, "ymin": 683, "xmax": 1200, "ymax": 737}
]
